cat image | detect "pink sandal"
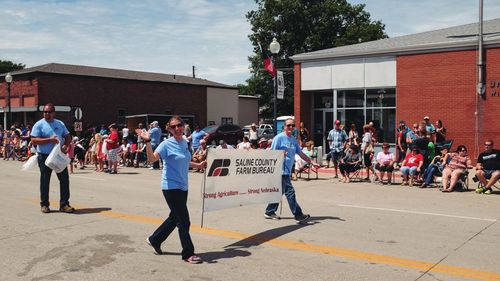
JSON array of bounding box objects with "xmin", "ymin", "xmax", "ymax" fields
[{"xmin": 184, "ymin": 255, "xmax": 202, "ymax": 264}]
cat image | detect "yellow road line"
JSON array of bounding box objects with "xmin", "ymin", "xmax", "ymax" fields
[{"xmin": 33, "ymin": 201, "xmax": 500, "ymax": 281}]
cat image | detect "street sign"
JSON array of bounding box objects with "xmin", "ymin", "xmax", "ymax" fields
[
  {"xmin": 37, "ymin": 105, "xmax": 72, "ymax": 112},
  {"xmin": 74, "ymin": 121, "xmax": 83, "ymax": 132},
  {"xmin": 74, "ymin": 107, "xmax": 83, "ymax": 120},
  {"xmin": 277, "ymin": 71, "xmax": 284, "ymax": 100}
]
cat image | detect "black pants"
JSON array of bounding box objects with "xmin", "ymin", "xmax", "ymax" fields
[
  {"xmin": 149, "ymin": 189, "xmax": 194, "ymax": 260},
  {"xmin": 37, "ymin": 153, "xmax": 70, "ymax": 207},
  {"xmin": 339, "ymin": 163, "xmax": 358, "ymax": 176}
]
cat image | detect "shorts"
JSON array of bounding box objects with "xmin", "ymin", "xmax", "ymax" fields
[
  {"xmin": 363, "ymin": 153, "xmax": 372, "ymax": 167},
  {"xmin": 329, "ymin": 150, "xmax": 343, "ymax": 162},
  {"xmin": 107, "ymin": 148, "xmax": 119, "ymax": 162},
  {"xmin": 375, "ymin": 163, "xmax": 394, "ymax": 172},
  {"xmin": 484, "ymin": 169, "xmax": 498, "ymax": 179}
]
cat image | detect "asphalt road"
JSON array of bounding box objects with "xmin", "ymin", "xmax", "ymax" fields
[{"xmin": 1, "ymin": 160, "xmax": 499, "ymax": 281}]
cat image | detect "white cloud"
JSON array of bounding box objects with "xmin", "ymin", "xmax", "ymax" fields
[{"xmin": 1, "ymin": 0, "xmax": 499, "ymax": 85}]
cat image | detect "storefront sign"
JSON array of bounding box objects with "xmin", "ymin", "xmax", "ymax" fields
[{"xmin": 489, "ymin": 80, "xmax": 500, "ymax": 97}]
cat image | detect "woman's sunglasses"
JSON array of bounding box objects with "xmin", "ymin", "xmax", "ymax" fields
[{"xmin": 169, "ymin": 124, "xmax": 184, "ymax": 129}]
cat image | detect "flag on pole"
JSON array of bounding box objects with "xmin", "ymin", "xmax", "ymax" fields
[{"xmin": 259, "ymin": 42, "xmax": 277, "ymax": 77}]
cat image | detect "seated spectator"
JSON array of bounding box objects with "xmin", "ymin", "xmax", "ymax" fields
[
  {"xmin": 119, "ymin": 138, "xmax": 131, "ymax": 167},
  {"xmin": 375, "ymin": 143, "xmax": 395, "ymax": 185},
  {"xmin": 475, "ymin": 140, "xmax": 499, "ymax": 194},
  {"xmin": 339, "ymin": 145, "xmax": 362, "ymax": 183},
  {"xmin": 237, "ymin": 136, "xmax": 251, "ymax": 150},
  {"xmin": 441, "ymin": 145, "xmax": 472, "ymax": 192},
  {"xmin": 420, "ymin": 147, "xmax": 449, "ymax": 188},
  {"xmin": 216, "ymin": 139, "xmax": 234, "ymax": 149},
  {"xmin": 293, "ymin": 141, "xmax": 317, "ymax": 180},
  {"xmin": 258, "ymin": 138, "xmax": 268, "ymax": 149},
  {"xmin": 400, "ymin": 147, "xmax": 424, "ymax": 186},
  {"xmin": 192, "ymin": 139, "xmax": 208, "ymax": 164}
]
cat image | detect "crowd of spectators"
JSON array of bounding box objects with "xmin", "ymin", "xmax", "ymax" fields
[{"xmin": 2, "ymin": 116, "xmax": 498, "ymax": 194}]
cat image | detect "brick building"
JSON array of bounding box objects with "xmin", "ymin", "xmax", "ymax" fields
[
  {"xmin": 292, "ymin": 18, "xmax": 500, "ymax": 159},
  {"xmin": 0, "ymin": 63, "xmax": 243, "ymax": 131}
]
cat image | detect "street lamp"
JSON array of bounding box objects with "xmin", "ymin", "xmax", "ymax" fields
[
  {"xmin": 269, "ymin": 37, "xmax": 280, "ymax": 136},
  {"xmin": 5, "ymin": 73, "xmax": 13, "ymax": 128}
]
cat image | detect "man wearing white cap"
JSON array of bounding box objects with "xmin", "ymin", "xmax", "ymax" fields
[{"xmin": 423, "ymin": 116, "xmax": 436, "ymax": 142}]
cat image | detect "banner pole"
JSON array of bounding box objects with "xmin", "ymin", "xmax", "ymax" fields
[
  {"xmin": 279, "ymin": 197, "xmax": 283, "ymax": 217},
  {"xmin": 200, "ymin": 150, "xmax": 209, "ymax": 228},
  {"xmin": 201, "ymin": 170, "xmax": 206, "ymax": 228}
]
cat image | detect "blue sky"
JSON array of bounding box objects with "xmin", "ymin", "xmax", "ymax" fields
[{"xmin": 1, "ymin": 0, "xmax": 499, "ymax": 86}]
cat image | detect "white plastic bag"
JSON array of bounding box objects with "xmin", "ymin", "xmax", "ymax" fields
[
  {"xmin": 22, "ymin": 154, "xmax": 39, "ymax": 171},
  {"xmin": 45, "ymin": 143, "xmax": 71, "ymax": 173}
]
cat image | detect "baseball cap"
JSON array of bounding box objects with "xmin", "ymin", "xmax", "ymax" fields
[
  {"xmin": 399, "ymin": 120, "xmax": 406, "ymax": 125},
  {"xmin": 424, "ymin": 116, "xmax": 430, "ymax": 120},
  {"xmin": 335, "ymin": 120, "xmax": 341, "ymax": 125}
]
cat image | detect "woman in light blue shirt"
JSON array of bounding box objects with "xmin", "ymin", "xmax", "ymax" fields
[{"xmin": 137, "ymin": 116, "xmax": 206, "ymax": 264}]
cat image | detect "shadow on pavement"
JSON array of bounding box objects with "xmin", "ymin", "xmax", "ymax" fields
[
  {"xmin": 279, "ymin": 216, "xmax": 345, "ymax": 223},
  {"xmin": 200, "ymin": 222, "xmax": 333, "ymax": 263},
  {"xmin": 74, "ymin": 207, "xmax": 112, "ymax": 215}
]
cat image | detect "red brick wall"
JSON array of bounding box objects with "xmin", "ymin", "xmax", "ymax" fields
[
  {"xmin": 0, "ymin": 78, "xmax": 38, "ymax": 107},
  {"xmin": 36, "ymin": 73, "xmax": 208, "ymax": 128},
  {"xmin": 483, "ymin": 48, "xmax": 500, "ymax": 146},
  {"xmin": 397, "ymin": 48, "xmax": 500, "ymax": 159},
  {"xmin": 294, "ymin": 63, "xmax": 301, "ymax": 126}
]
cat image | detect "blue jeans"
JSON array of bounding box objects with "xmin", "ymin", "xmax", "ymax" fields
[
  {"xmin": 37, "ymin": 153, "xmax": 70, "ymax": 207},
  {"xmin": 423, "ymin": 164, "xmax": 440, "ymax": 185},
  {"xmin": 149, "ymin": 189, "xmax": 194, "ymax": 260},
  {"xmin": 265, "ymin": 175, "xmax": 303, "ymax": 218},
  {"xmin": 400, "ymin": 166, "xmax": 418, "ymax": 177}
]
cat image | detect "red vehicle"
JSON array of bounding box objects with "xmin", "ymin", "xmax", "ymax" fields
[{"xmin": 202, "ymin": 124, "xmax": 243, "ymax": 146}]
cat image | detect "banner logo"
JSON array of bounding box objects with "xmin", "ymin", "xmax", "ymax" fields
[{"xmin": 207, "ymin": 159, "xmax": 231, "ymax": 177}]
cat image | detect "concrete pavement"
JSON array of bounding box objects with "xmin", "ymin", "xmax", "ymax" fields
[{"xmin": 1, "ymin": 159, "xmax": 499, "ymax": 281}]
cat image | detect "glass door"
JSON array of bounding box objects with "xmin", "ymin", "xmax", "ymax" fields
[{"xmin": 323, "ymin": 111, "xmax": 334, "ymax": 153}]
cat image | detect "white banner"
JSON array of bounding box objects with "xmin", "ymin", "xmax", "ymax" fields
[
  {"xmin": 203, "ymin": 149, "xmax": 283, "ymax": 212},
  {"xmin": 277, "ymin": 70, "xmax": 284, "ymax": 99}
]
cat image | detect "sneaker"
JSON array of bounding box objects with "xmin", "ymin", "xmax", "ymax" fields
[
  {"xmin": 59, "ymin": 205, "xmax": 75, "ymax": 213},
  {"xmin": 264, "ymin": 213, "xmax": 280, "ymax": 220},
  {"xmin": 41, "ymin": 206, "xmax": 50, "ymax": 213},
  {"xmin": 475, "ymin": 187, "xmax": 484, "ymax": 194},
  {"xmin": 184, "ymin": 255, "xmax": 202, "ymax": 264},
  {"xmin": 401, "ymin": 181, "xmax": 408, "ymax": 186},
  {"xmin": 295, "ymin": 214, "xmax": 311, "ymax": 223},
  {"xmin": 484, "ymin": 189, "xmax": 492, "ymax": 195},
  {"xmin": 146, "ymin": 237, "xmax": 163, "ymax": 255}
]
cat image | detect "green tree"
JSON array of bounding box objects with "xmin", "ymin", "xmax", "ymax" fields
[
  {"xmin": 243, "ymin": 0, "xmax": 387, "ymax": 119},
  {"xmin": 0, "ymin": 60, "xmax": 25, "ymax": 74}
]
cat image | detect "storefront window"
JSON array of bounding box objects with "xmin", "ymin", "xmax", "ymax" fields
[
  {"xmin": 366, "ymin": 108, "xmax": 396, "ymax": 143},
  {"xmin": 313, "ymin": 91, "xmax": 333, "ymax": 108},
  {"xmin": 338, "ymin": 109, "xmax": 365, "ymax": 137},
  {"xmin": 366, "ymin": 88, "xmax": 395, "ymax": 107},
  {"xmin": 311, "ymin": 87, "xmax": 396, "ymax": 145},
  {"xmin": 337, "ymin": 89, "xmax": 364, "ymax": 108}
]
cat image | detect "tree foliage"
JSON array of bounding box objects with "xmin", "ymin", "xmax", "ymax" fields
[
  {"xmin": 243, "ymin": 0, "xmax": 387, "ymax": 119},
  {"xmin": 0, "ymin": 60, "xmax": 25, "ymax": 74}
]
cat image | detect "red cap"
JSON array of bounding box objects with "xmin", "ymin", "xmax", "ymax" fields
[{"xmin": 335, "ymin": 120, "xmax": 341, "ymax": 125}]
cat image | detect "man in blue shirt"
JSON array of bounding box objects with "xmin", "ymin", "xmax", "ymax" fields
[
  {"xmin": 30, "ymin": 103, "xmax": 74, "ymax": 214},
  {"xmin": 148, "ymin": 121, "xmax": 162, "ymax": 170},
  {"xmin": 264, "ymin": 118, "xmax": 320, "ymax": 223},
  {"xmin": 189, "ymin": 124, "xmax": 207, "ymax": 153},
  {"xmin": 327, "ymin": 120, "xmax": 348, "ymax": 178}
]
